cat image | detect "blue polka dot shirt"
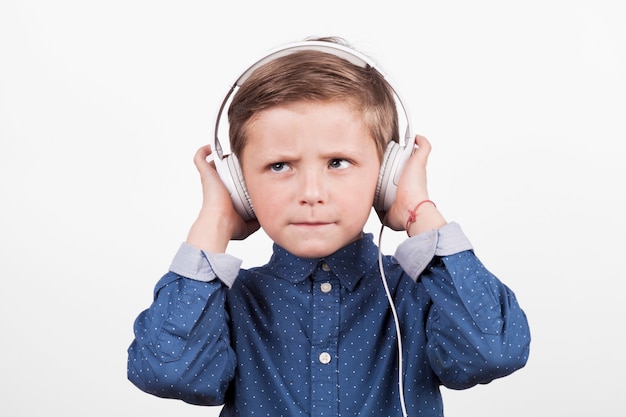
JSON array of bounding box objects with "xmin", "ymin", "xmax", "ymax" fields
[{"xmin": 128, "ymin": 223, "xmax": 530, "ymax": 416}]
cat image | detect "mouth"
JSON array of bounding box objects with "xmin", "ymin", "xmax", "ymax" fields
[{"xmin": 290, "ymin": 221, "xmax": 335, "ymax": 227}]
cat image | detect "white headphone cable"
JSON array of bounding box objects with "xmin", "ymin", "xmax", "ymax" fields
[{"xmin": 377, "ymin": 222, "xmax": 409, "ymax": 417}]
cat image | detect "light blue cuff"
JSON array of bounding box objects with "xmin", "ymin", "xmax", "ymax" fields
[
  {"xmin": 394, "ymin": 222, "xmax": 473, "ymax": 281},
  {"xmin": 169, "ymin": 242, "xmax": 243, "ymax": 288}
]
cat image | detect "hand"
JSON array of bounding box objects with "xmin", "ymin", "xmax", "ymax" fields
[
  {"xmin": 186, "ymin": 145, "xmax": 260, "ymax": 252},
  {"xmin": 380, "ymin": 135, "xmax": 446, "ymax": 235}
]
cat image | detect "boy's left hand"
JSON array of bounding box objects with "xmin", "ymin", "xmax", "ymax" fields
[{"xmin": 379, "ymin": 135, "xmax": 447, "ymax": 235}]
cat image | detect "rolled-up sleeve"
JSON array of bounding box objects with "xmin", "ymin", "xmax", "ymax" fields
[
  {"xmin": 395, "ymin": 222, "xmax": 473, "ymax": 280},
  {"xmin": 169, "ymin": 242, "xmax": 242, "ymax": 287}
]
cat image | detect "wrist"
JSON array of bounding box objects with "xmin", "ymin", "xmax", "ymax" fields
[
  {"xmin": 186, "ymin": 211, "xmax": 232, "ymax": 253},
  {"xmin": 405, "ymin": 200, "xmax": 447, "ymax": 237}
]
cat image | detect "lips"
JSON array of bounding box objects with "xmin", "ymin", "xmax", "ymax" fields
[{"xmin": 289, "ymin": 220, "xmax": 336, "ymax": 228}]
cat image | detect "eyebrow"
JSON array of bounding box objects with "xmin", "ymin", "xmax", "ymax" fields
[
  {"xmin": 256, "ymin": 147, "xmax": 366, "ymax": 162},
  {"xmin": 251, "ymin": 150, "xmax": 301, "ymax": 162},
  {"xmin": 319, "ymin": 145, "xmax": 368, "ymax": 159}
]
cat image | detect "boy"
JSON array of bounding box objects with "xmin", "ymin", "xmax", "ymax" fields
[{"xmin": 127, "ymin": 37, "xmax": 530, "ymax": 417}]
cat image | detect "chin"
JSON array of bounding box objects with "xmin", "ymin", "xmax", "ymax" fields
[
  {"xmin": 283, "ymin": 236, "xmax": 360, "ymax": 259},
  {"xmin": 270, "ymin": 230, "xmax": 365, "ymax": 259}
]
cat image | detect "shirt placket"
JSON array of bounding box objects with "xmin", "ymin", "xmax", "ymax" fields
[{"xmin": 310, "ymin": 261, "xmax": 340, "ymax": 417}]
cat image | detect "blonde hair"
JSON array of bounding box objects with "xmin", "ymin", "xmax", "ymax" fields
[{"xmin": 228, "ymin": 38, "xmax": 398, "ymax": 161}]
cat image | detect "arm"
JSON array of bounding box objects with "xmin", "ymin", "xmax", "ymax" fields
[
  {"xmin": 390, "ymin": 137, "xmax": 530, "ymax": 387},
  {"xmin": 396, "ymin": 224, "xmax": 531, "ymax": 389},
  {"xmin": 127, "ymin": 246, "xmax": 241, "ymax": 405},
  {"xmin": 127, "ymin": 145, "xmax": 256, "ymax": 404},
  {"xmin": 425, "ymin": 251, "xmax": 530, "ymax": 388}
]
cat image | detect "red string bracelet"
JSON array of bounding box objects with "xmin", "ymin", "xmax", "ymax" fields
[{"xmin": 405, "ymin": 199, "xmax": 437, "ymax": 234}]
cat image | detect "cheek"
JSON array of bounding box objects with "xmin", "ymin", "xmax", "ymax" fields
[
  {"xmin": 336, "ymin": 175, "xmax": 379, "ymax": 211},
  {"xmin": 245, "ymin": 177, "xmax": 285, "ymax": 215},
  {"xmin": 357, "ymin": 170, "xmax": 380, "ymax": 197}
]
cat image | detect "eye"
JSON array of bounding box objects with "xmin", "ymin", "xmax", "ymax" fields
[
  {"xmin": 329, "ymin": 158, "xmax": 352, "ymax": 170},
  {"xmin": 269, "ymin": 162, "xmax": 290, "ymax": 173}
]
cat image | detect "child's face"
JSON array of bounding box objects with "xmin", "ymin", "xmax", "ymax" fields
[{"xmin": 241, "ymin": 100, "xmax": 380, "ymax": 258}]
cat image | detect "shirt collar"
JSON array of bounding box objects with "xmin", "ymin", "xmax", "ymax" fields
[{"xmin": 266, "ymin": 233, "xmax": 380, "ymax": 292}]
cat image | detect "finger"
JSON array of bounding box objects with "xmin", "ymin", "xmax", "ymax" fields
[
  {"xmin": 413, "ymin": 134, "xmax": 431, "ymax": 153},
  {"xmin": 193, "ymin": 145, "xmax": 215, "ymax": 174},
  {"xmin": 194, "ymin": 144, "xmax": 212, "ymax": 164},
  {"xmin": 410, "ymin": 135, "xmax": 432, "ymax": 165}
]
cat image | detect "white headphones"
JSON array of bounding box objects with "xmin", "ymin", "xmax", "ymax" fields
[{"xmin": 212, "ymin": 40, "xmax": 415, "ymax": 220}]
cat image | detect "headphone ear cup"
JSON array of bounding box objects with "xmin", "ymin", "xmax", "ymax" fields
[
  {"xmin": 374, "ymin": 141, "xmax": 413, "ymax": 212},
  {"xmin": 223, "ymin": 153, "xmax": 256, "ymax": 220}
]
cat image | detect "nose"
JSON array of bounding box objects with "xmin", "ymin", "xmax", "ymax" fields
[{"xmin": 298, "ymin": 169, "xmax": 326, "ymax": 206}]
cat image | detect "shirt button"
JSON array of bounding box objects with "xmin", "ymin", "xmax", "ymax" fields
[
  {"xmin": 319, "ymin": 352, "xmax": 331, "ymax": 364},
  {"xmin": 321, "ymin": 262, "xmax": 331, "ymax": 272},
  {"xmin": 320, "ymin": 282, "xmax": 332, "ymax": 293}
]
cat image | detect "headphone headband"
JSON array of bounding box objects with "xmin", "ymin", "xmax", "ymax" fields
[{"xmin": 235, "ymin": 41, "xmax": 384, "ymax": 85}]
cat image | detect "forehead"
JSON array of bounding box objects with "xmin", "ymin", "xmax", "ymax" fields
[
  {"xmin": 249, "ymin": 100, "xmax": 365, "ymax": 139},
  {"xmin": 242, "ymin": 101, "xmax": 380, "ymax": 158}
]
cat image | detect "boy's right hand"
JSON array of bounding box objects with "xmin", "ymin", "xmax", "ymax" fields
[{"xmin": 186, "ymin": 145, "xmax": 260, "ymax": 253}]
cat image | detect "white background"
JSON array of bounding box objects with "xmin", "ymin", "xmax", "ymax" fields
[{"xmin": 1, "ymin": 1, "xmax": 624, "ymax": 416}]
